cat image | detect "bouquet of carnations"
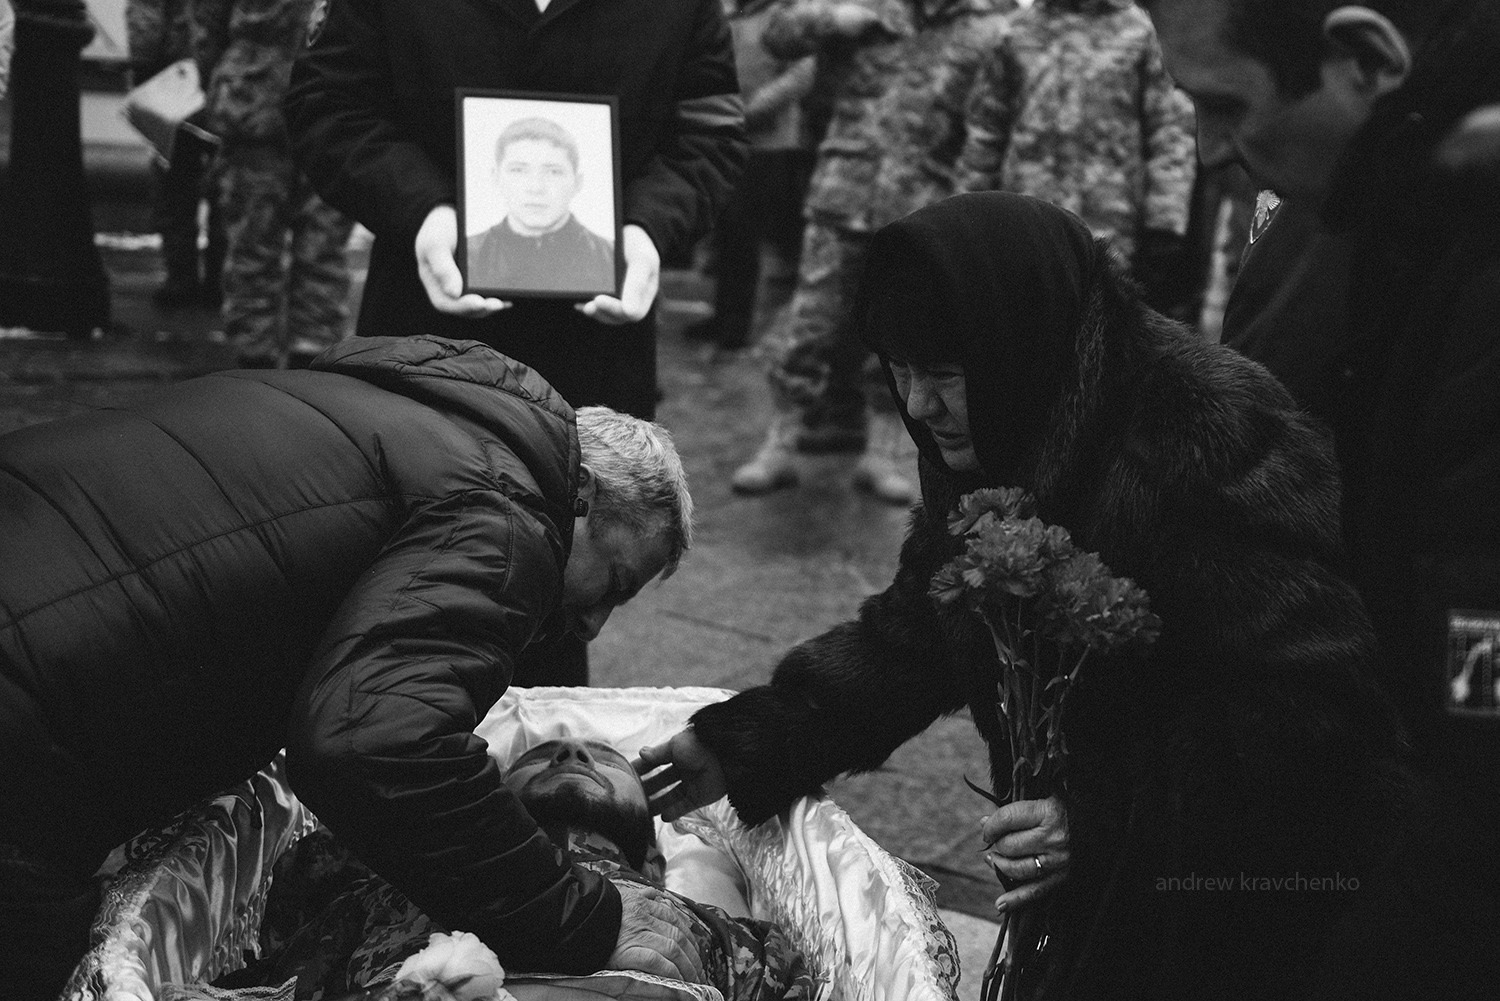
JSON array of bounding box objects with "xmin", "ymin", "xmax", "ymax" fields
[{"xmin": 929, "ymin": 487, "xmax": 1159, "ymax": 1001}]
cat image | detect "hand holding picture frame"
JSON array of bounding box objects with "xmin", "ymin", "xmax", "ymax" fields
[{"xmin": 457, "ymin": 90, "xmax": 624, "ymax": 301}]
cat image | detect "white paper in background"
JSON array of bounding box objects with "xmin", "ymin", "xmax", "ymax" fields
[{"xmin": 84, "ymin": 0, "xmax": 130, "ymax": 62}]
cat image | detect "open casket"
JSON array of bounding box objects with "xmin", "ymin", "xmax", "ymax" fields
[{"xmin": 62, "ymin": 687, "xmax": 961, "ymax": 1001}]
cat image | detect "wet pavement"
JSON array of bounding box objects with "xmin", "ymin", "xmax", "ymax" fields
[{"xmin": 0, "ymin": 227, "xmax": 1002, "ymax": 996}]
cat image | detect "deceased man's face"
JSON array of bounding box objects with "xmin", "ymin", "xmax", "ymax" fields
[
  {"xmin": 504, "ymin": 738, "xmax": 656, "ymax": 868},
  {"xmin": 504, "ymin": 737, "xmax": 646, "ymax": 809}
]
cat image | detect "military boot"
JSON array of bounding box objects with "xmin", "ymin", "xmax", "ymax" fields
[
  {"xmin": 731, "ymin": 413, "xmax": 800, "ymax": 495},
  {"xmin": 851, "ymin": 412, "xmax": 917, "ymax": 505}
]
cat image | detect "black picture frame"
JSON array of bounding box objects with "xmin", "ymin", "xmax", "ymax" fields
[{"xmin": 456, "ymin": 89, "xmax": 624, "ymax": 300}]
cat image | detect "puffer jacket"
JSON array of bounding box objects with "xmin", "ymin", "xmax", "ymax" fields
[{"xmin": 0, "ymin": 337, "xmax": 627, "ymax": 973}]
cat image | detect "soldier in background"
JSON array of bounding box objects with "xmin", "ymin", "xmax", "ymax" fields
[
  {"xmin": 193, "ymin": 0, "xmax": 353, "ymax": 367},
  {"xmin": 730, "ymin": 0, "xmax": 1012, "ymax": 501},
  {"xmin": 956, "ymin": 0, "xmax": 1196, "ymax": 317},
  {"xmin": 0, "ymin": 0, "xmax": 13, "ymax": 101},
  {"xmin": 126, "ymin": 0, "xmax": 227, "ymax": 308},
  {"xmin": 682, "ymin": 0, "xmax": 817, "ymax": 352}
]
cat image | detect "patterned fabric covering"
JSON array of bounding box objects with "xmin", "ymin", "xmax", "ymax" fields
[
  {"xmin": 218, "ymin": 829, "xmax": 819, "ymax": 1001},
  {"xmin": 62, "ymin": 754, "xmax": 319, "ymax": 1001}
]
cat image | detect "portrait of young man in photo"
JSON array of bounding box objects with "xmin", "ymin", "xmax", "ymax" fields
[{"xmin": 465, "ymin": 116, "xmax": 618, "ymax": 298}]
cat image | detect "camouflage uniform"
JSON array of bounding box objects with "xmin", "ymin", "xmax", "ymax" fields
[
  {"xmin": 194, "ymin": 0, "xmax": 353, "ymax": 363},
  {"xmin": 128, "ymin": 0, "xmax": 226, "ymax": 302},
  {"xmin": 761, "ymin": 0, "xmax": 1011, "ymax": 436},
  {"xmin": 126, "ymin": 0, "xmax": 192, "ymax": 75},
  {"xmin": 955, "ymin": 0, "xmax": 1195, "ymax": 262}
]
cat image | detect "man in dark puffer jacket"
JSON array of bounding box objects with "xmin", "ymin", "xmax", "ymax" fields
[{"xmin": 0, "ymin": 336, "xmax": 700, "ymax": 1000}]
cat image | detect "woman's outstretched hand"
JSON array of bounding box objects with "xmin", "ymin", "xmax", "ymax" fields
[
  {"xmin": 633, "ymin": 729, "xmax": 726, "ymax": 821},
  {"xmin": 981, "ymin": 796, "xmax": 1070, "ymax": 915}
]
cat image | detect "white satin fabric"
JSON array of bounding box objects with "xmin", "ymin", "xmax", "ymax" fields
[
  {"xmin": 62, "ymin": 753, "xmax": 318, "ymax": 1001},
  {"xmin": 63, "ymin": 687, "xmax": 960, "ymax": 1001}
]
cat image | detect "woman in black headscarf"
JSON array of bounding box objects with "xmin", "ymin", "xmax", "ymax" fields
[{"xmin": 641, "ymin": 194, "xmax": 1459, "ymax": 998}]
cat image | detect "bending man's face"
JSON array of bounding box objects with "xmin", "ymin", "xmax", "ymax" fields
[{"xmin": 496, "ymin": 138, "xmax": 582, "ymax": 236}]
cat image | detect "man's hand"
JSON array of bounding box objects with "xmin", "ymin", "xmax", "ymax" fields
[
  {"xmin": 980, "ymin": 796, "xmax": 1070, "ymax": 914},
  {"xmin": 607, "ymin": 879, "xmax": 705, "ymax": 983},
  {"xmin": 827, "ymin": 2, "xmax": 883, "ymax": 36},
  {"xmin": 1434, "ymin": 103, "xmax": 1500, "ymax": 174},
  {"xmin": 576, "ymin": 224, "xmax": 660, "ymax": 325},
  {"xmin": 633, "ymin": 729, "xmax": 726, "ymax": 821},
  {"xmin": 414, "ymin": 205, "xmax": 511, "ymax": 317}
]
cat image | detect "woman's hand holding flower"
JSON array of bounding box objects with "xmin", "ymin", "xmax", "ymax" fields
[{"xmin": 981, "ymin": 796, "xmax": 1070, "ymax": 914}]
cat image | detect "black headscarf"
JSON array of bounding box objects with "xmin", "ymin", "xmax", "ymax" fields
[{"xmin": 857, "ymin": 192, "xmax": 1105, "ymax": 488}]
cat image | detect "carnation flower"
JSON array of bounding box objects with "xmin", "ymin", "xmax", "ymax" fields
[
  {"xmin": 391, "ymin": 930, "xmax": 513, "ymax": 1001},
  {"xmin": 930, "ymin": 488, "xmax": 1161, "ymax": 1001}
]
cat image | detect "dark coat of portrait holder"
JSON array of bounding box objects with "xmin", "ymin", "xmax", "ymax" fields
[{"xmin": 456, "ymin": 89, "xmax": 624, "ymax": 300}]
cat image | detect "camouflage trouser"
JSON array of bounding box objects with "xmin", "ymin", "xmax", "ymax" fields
[
  {"xmin": 759, "ymin": 216, "xmax": 896, "ymax": 446},
  {"xmin": 218, "ymin": 142, "xmax": 355, "ymax": 361}
]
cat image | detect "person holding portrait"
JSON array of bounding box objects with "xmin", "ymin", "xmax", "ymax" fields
[
  {"xmin": 466, "ymin": 116, "xmax": 617, "ymax": 296},
  {"xmin": 285, "ymin": 0, "xmax": 744, "ymax": 686},
  {"xmin": 284, "ymin": 0, "xmax": 745, "ymax": 422}
]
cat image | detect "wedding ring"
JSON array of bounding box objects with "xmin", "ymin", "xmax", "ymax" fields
[{"xmin": 1033, "ymin": 854, "xmax": 1045, "ymax": 872}]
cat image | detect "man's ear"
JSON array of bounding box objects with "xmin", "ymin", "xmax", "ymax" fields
[
  {"xmin": 576, "ymin": 463, "xmax": 598, "ymax": 505},
  {"xmin": 1322, "ymin": 6, "xmax": 1412, "ymax": 99}
]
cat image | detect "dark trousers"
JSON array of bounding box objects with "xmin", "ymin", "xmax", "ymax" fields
[
  {"xmin": 152, "ymin": 131, "xmax": 226, "ymax": 290},
  {"xmin": 705, "ymin": 148, "xmax": 814, "ymax": 347},
  {"xmin": 0, "ymin": 846, "xmax": 100, "ymax": 1001}
]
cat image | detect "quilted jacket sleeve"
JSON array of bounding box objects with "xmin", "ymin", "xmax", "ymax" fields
[{"xmin": 286, "ymin": 488, "xmax": 621, "ymax": 974}]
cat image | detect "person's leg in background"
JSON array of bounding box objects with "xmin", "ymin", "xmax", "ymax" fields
[
  {"xmin": 701, "ymin": 150, "xmax": 780, "ymax": 350},
  {"xmin": 756, "ymin": 147, "xmax": 815, "ymax": 319},
  {"xmin": 732, "ymin": 217, "xmax": 849, "ymax": 494},
  {"xmin": 201, "ymin": 151, "xmax": 229, "ymax": 310},
  {"xmin": 218, "ymin": 143, "xmax": 295, "ymax": 368},
  {"xmin": 150, "ymin": 134, "xmax": 209, "ymax": 307},
  {"xmin": 850, "ymin": 344, "xmax": 915, "ymax": 503},
  {"xmin": 283, "ymin": 170, "xmax": 354, "ymax": 367},
  {"xmin": 732, "ymin": 217, "xmax": 912, "ymax": 504},
  {"xmin": 684, "ymin": 158, "xmax": 756, "ymax": 349}
]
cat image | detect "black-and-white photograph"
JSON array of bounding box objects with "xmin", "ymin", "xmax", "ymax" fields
[
  {"xmin": 456, "ymin": 90, "xmax": 621, "ymax": 299},
  {"xmin": 8, "ymin": 0, "xmax": 1500, "ymax": 996},
  {"xmin": 1447, "ymin": 610, "xmax": 1500, "ymax": 717}
]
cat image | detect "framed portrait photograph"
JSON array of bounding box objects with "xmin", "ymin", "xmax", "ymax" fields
[{"xmin": 456, "ymin": 90, "xmax": 624, "ymax": 300}]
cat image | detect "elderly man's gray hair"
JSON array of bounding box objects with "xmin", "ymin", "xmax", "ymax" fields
[{"xmin": 575, "ymin": 406, "xmax": 693, "ymax": 578}]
